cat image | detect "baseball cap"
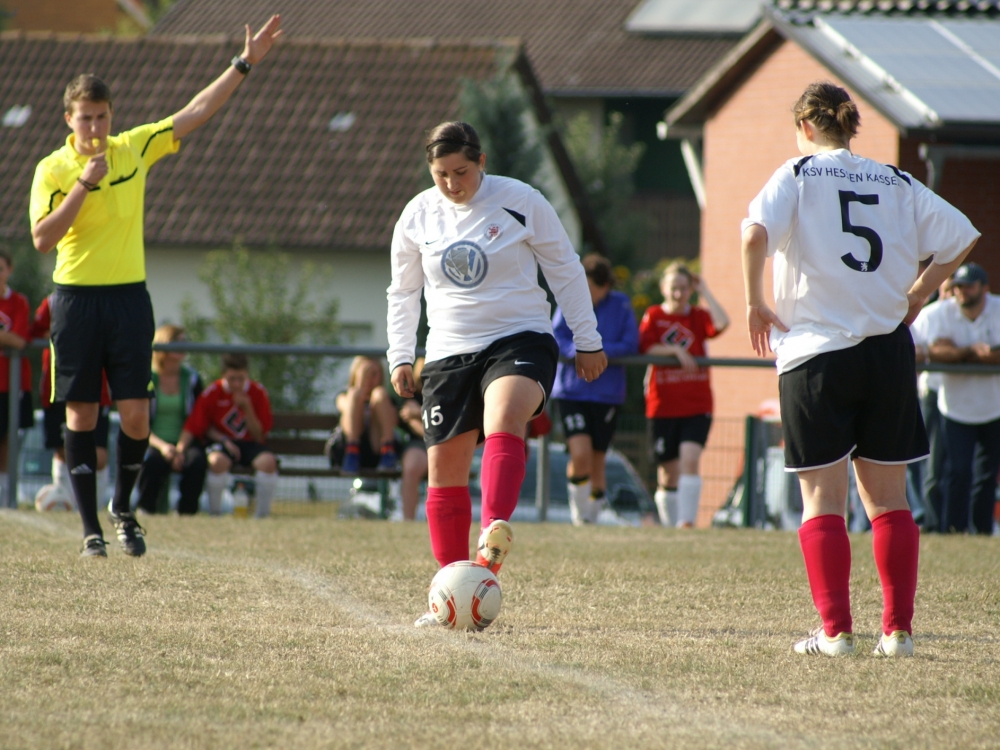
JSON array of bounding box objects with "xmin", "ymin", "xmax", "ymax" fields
[{"xmin": 950, "ymin": 262, "xmax": 988, "ymax": 287}]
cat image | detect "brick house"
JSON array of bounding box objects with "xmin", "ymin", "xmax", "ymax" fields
[
  {"xmin": 1, "ymin": 0, "xmax": 152, "ymax": 34},
  {"xmin": 0, "ymin": 34, "xmax": 577, "ymax": 349},
  {"xmin": 662, "ymin": 1, "xmax": 1000, "ymax": 522}
]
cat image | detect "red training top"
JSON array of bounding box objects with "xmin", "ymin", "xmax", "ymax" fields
[
  {"xmin": 32, "ymin": 296, "xmax": 111, "ymax": 408},
  {"xmin": 0, "ymin": 287, "xmax": 32, "ymax": 393},
  {"xmin": 639, "ymin": 304, "xmax": 720, "ymax": 419},
  {"xmin": 183, "ymin": 378, "xmax": 273, "ymax": 442}
]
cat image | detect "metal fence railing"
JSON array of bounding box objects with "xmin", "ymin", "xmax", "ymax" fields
[{"xmin": 6, "ymin": 341, "xmax": 999, "ymax": 520}]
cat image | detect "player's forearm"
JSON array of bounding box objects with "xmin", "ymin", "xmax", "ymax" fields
[
  {"xmin": 741, "ymin": 225, "xmax": 769, "ymax": 307},
  {"xmin": 148, "ymin": 432, "xmax": 172, "ymax": 453},
  {"xmin": 31, "ymin": 182, "xmax": 90, "ymax": 253},
  {"xmin": 928, "ymin": 342, "xmax": 967, "ymax": 363},
  {"xmin": 174, "ymin": 429, "xmax": 196, "ymax": 453},
  {"xmin": 241, "ymin": 409, "xmax": 265, "ymax": 442},
  {"xmin": 909, "ymin": 240, "xmax": 977, "ymax": 303},
  {"xmin": 700, "ymin": 287, "xmax": 730, "ymax": 332},
  {"xmin": 171, "ymin": 67, "xmax": 247, "ymax": 140},
  {"xmin": 0, "ymin": 331, "xmax": 26, "ymax": 349}
]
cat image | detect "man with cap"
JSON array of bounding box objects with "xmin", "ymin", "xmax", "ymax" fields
[{"xmin": 921, "ymin": 262, "xmax": 1000, "ymax": 533}]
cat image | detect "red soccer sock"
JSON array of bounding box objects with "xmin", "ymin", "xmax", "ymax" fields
[
  {"xmin": 798, "ymin": 514, "xmax": 853, "ymax": 637},
  {"xmin": 425, "ymin": 486, "xmax": 472, "ymax": 567},
  {"xmin": 871, "ymin": 509, "xmax": 919, "ymax": 636},
  {"xmin": 479, "ymin": 432, "xmax": 526, "ymax": 529}
]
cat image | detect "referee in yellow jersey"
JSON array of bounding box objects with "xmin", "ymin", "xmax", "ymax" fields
[{"xmin": 29, "ymin": 15, "xmax": 283, "ymax": 557}]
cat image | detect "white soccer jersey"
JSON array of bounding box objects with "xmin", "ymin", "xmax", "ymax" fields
[
  {"xmin": 921, "ymin": 295, "xmax": 1000, "ymax": 424},
  {"xmin": 387, "ymin": 174, "xmax": 602, "ymax": 370},
  {"xmin": 742, "ymin": 150, "xmax": 979, "ymax": 374}
]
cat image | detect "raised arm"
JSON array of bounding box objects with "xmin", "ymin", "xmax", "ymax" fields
[{"xmin": 172, "ymin": 15, "xmax": 283, "ymax": 141}]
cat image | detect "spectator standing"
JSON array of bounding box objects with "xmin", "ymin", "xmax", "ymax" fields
[
  {"xmin": 923, "ymin": 263, "xmax": 1000, "ymax": 534},
  {"xmin": 640, "ymin": 262, "xmax": 729, "ymax": 528},
  {"xmin": 551, "ymin": 254, "xmax": 639, "ymax": 525},
  {"xmin": 387, "ymin": 121, "xmax": 604, "ymax": 627},
  {"xmin": 175, "ymin": 354, "xmax": 277, "ymax": 517},
  {"xmin": 28, "ymin": 15, "xmax": 283, "ymax": 556},
  {"xmin": 0, "ymin": 249, "xmax": 34, "ymax": 502},
  {"xmin": 327, "ymin": 356, "xmax": 400, "ymax": 476},
  {"xmin": 31, "ymin": 294, "xmax": 111, "ymax": 508},
  {"xmin": 135, "ymin": 325, "xmax": 207, "ymax": 515},
  {"xmin": 742, "ymin": 82, "xmax": 978, "ymax": 657}
]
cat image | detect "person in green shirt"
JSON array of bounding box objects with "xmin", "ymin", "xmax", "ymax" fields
[{"xmin": 136, "ymin": 325, "xmax": 206, "ymax": 515}]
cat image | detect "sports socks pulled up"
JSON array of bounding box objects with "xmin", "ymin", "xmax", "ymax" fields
[
  {"xmin": 677, "ymin": 474, "xmax": 702, "ymax": 527},
  {"xmin": 425, "ymin": 485, "xmax": 472, "ymax": 567},
  {"xmin": 111, "ymin": 431, "xmax": 148, "ymax": 516},
  {"xmin": 206, "ymin": 472, "xmax": 230, "ymax": 515},
  {"xmin": 871, "ymin": 509, "xmax": 919, "ymax": 636},
  {"xmin": 479, "ymin": 432, "xmax": 525, "ymax": 529},
  {"xmin": 568, "ymin": 476, "xmax": 591, "ymax": 526},
  {"xmin": 654, "ymin": 488, "xmax": 678, "ymax": 527},
  {"xmin": 798, "ymin": 513, "xmax": 853, "ymax": 637},
  {"xmin": 254, "ymin": 472, "xmax": 278, "ymax": 518},
  {"xmin": 65, "ymin": 428, "xmax": 101, "ymax": 538}
]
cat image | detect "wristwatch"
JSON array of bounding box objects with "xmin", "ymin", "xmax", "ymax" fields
[{"xmin": 231, "ymin": 55, "xmax": 251, "ymax": 75}]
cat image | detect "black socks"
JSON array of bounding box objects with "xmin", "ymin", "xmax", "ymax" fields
[{"xmin": 65, "ymin": 428, "xmax": 100, "ymax": 538}]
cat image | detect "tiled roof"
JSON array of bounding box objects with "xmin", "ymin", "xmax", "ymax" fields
[
  {"xmin": 0, "ymin": 34, "xmax": 508, "ymax": 249},
  {"xmin": 151, "ymin": 0, "xmax": 738, "ymax": 97}
]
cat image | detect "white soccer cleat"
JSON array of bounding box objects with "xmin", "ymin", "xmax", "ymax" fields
[
  {"xmin": 794, "ymin": 627, "xmax": 855, "ymax": 656},
  {"xmin": 873, "ymin": 630, "xmax": 914, "ymax": 658},
  {"xmin": 475, "ymin": 519, "xmax": 513, "ymax": 574},
  {"xmin": 414, "ymin": 611, "xmax": 442, "ymax": 628}
]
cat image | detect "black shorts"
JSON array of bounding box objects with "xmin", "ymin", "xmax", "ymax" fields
[
  {"xmin": 651, "ymin": 414, "xmax": 712, "ymax": 464},
  {"xmin": 0, "ymin": 391, "xmax": 34, "ymax": 436},
  {"xmin": 779, "ymin": 323, "xmax": 928, "ymax": 471},
  {"xmin": 420, "ymin": 330, "xmax": 559, "ymax": 448},
  {"xmin": 553, "ymin": 399, "xmax": 620, "ymax": 452},
  {"xmin": 208, "ymin": 439, "xmax": 271, "ymax": 468},
  {"xmin": 325, "ymin": 426, "xmax": 402, "ymax": 469},
  {"xmin": 50, "ymin": 282, "xmax": 155, "ymax": 403},
  {"xmin": 44, "ymin": 402, "xmax": 111, "ymax": 449}
]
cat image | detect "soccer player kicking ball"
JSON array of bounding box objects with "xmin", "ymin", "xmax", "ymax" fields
[
  {"xmin": 29, "ymin": 15, "xmax": 283, "ymax": 557},
  {"xmin": 387, "ymin": 122, "xmax": 605, "ymax": 627},
  {"xmin": 742, "ymin": 83, "xmax": 979, "ymax": 657}
]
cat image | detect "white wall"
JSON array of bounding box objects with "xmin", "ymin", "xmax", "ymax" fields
[{"xmin": 144, "ymin": 247, "xmax": 391, "ymax": 347}]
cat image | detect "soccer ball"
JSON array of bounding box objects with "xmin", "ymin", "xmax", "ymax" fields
[
  {"xmin": 428, "ymin": 561, "xmax": 503, "ymax": 631},
  {"xmin": 35, "ymin": 484, "xmax": 75, "ymax": 512}
]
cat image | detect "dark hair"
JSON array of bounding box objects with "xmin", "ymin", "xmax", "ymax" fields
[
  {"xmin": 793, "ymin": 82, "xmax": 859, "ymax": 146},
  {"xmin": 662, "ymin": 261, "xmax": 694, "ymax": 284},
  {"xmin": 64, "ymin": 74, "xmax": 113, "ymax": 114},
  {"xmin": 222, "ymin": 353, "xmax": 249, "ymax": 372},
  {"xmin": 0, "ymin": 247, "xmax": 13, "ymax": 268},
  {"xmin": 582, "ymin": 254, "xmax": 613, "ymax": 288},
  {"xmin": 425, "ymin": 121, "xmax": 482, "ymax": 164}
]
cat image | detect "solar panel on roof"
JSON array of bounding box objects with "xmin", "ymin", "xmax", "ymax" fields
[
  {"xmin": 625, "ymin": 0, "xmax": 762, "ymax": 33},
  {"xmin": 820, "ymin": 16, "xmax": 1000, "ymax": 123}
]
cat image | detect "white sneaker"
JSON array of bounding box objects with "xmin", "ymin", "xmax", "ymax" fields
[
  {"xmin": 414, "ymin": 611, "xmax": 442, "ymax": 628},
  {"xmin": 794, "ymin": 627, "xmax": 855, "ymax": 656},
  {"xmin": 873, "ymin": 630, "xmax": 913, "ymax": 657},
  {"xmin": 568, "ymin": 496, "xmax": 586, "ymax": 526},
  {"xmin": 475, "ymin": 519, "xmax": 513, "ymax": 574}
]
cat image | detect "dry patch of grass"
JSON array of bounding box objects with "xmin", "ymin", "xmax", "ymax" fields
[{"xmin": 1, "ymin": 508, "xmax": 998, "ymax": 749}]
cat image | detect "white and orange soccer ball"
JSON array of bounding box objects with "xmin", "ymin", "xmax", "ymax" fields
[
  {"xmin": 34, "ymin": 484, "xmax": 75, "ymax": 512},
  {"xmin": 428, "ymin": 561, "xmax": 502, "ymax": 631}
]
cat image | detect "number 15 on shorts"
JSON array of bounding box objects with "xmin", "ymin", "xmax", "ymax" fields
[{"xmin": 423, "ymin": 405, "xmax": 443, "ymax": 429}]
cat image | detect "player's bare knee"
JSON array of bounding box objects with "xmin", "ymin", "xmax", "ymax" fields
[
  {"xmin": 208, "ymin": 452, "xmax": 231, "ymax": 473},
  {"xmin": 254, "ymin": 452, "xmax": 278, "ymax": 474}
]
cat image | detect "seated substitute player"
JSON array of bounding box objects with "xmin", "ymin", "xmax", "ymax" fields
[
  {"xmin": 640, "ymin": 262, "xmax": 729, "ymax": 528},
  {"xmin": 31, "ymin": 293, "xmax": 112, "ymax": 508},
  {"xmin": 0, "ymin": 248, "xmax": 34, "ymax": 500},
  {"xmin": 29, "ymin": 15, "xmax": 282, "ymax": 557},
  {"xmin": 551, "ymin": 254, "xmax": 639, "ymax": 525},
  {"xmin": 135, "ymin": 325, "xmax": 207, "ymax": 516},
  {"xmin": 326, "ymin": 356, "xmax": 400, "ymax": 476},
  {"xmin": 175, "ymin": 354, "xmax": 277, "ymax": 518},
  {"xmin": 742, "ymin": 82, "xmax": 978, "ymax": 658},
  {"xmin": 397, "ymin": 357, "xmax": 429, "ymax": 521},
  {"xmin": 387, "ymin": 122, "xmax": 605, "ymax": 627}
]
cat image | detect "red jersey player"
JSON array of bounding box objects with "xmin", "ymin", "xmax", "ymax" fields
[
  {"xmin": 639, "ymin": 262, "xmax": 729, "ymax": 528},
  {"xmin": 0, "ymin": 248, "xmax": 33, "ymax": 499},
  {"xmin": 32, "ymin": 294, "xmax": 113, "ymax": 508},
  {"xmin": 176, "ymin": 353, "xmax": 278, "ymax": 517}
]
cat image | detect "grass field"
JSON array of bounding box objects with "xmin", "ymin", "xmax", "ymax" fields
[{"xmin": 2, "ymin": 507, "xmax": 999, "ymax": 749}]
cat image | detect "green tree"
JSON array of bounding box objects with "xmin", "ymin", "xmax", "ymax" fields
[
  {"xmin": 459, "ymin": 70, "xmax": 546, "ymax": 190},
  {"xmin": 563, "ymin": 111, "xmax": 648, "ymax": 266},
  {"xmin": 181, "ymin": 244, "xmax": 340, "ymax": 411}
]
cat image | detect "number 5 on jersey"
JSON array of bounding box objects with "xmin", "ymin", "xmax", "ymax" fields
[
  {"xmin": 839, "ymin": 190, "xmax": 883, "ymax": 273},
  {"xmin": 423, "ymin": 405, "xmax": 444, "ymax": 429}
]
